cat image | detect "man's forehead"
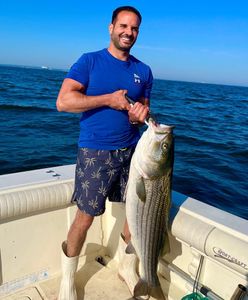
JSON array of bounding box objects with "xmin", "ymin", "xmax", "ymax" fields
[{"xmin": 114, "ymin": 11, "xmax": 140, "ymax": 25}]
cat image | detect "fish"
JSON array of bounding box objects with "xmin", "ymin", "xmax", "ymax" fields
[{"xmin": 125, "ymin": 121, "xmax": 174, "ymax": 299}]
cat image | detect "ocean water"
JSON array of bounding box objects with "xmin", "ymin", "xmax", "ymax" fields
[{"xmin": 0, "ymin": 65, "xmax": 247, "ymax": 220}]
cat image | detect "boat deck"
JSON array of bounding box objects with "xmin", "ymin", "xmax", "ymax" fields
[
  {"xmin": 1, "ymin": 256, "xmax": 171, "ymax": 300},
  {"xmin": 1, "ymin": 166, "xmax": 248, "ymax": 300}
]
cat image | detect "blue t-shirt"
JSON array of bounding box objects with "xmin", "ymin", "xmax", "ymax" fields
[{"xmin": 66, "ymin": 48, "xmax": 153, "ymax": 150}]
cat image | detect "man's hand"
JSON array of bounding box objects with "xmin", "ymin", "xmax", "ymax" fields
[
  {"xmin": 108, "ymin": 90, "xmax": 131, "ymax": 111},
  {"xmin": 128, "ymin": 102, "xmax": 149, "ymax": 124}
]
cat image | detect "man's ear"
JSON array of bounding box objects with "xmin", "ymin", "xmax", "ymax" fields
[{"xmin": 109, "ymin": 24, "xmax": 113, "ymax": 34}]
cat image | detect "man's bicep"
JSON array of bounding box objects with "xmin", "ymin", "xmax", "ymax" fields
[
  {"xmin": 60, "ymin": 78, "xmax": 85, "ymax": 94},
  {"xmin": 56, "ymin": 78, "xmax": 86, "ymax": 111}
]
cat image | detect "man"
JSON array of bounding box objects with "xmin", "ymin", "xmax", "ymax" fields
[{"xmin": 57, "ymin": 6, "xmax": 153, "ymax": 299}]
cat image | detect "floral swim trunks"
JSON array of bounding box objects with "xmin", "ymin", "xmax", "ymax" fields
[{"xmin": 71, "ymin": 146, "xmax": 136, "ymax": 216}]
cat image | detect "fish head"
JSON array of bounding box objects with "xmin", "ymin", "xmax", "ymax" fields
[{"xmin": 134, "ymin": 120, "xmax": 174, "ymax": 178}]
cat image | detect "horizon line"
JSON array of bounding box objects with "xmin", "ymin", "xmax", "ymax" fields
[{"xmin": 0, "ymin": 63, "xmax": 247, "ymax": 89}]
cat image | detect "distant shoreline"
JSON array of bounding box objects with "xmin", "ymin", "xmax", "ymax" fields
[
  {"xmin": 0, "ymin": 63, "xmax": 247, "ymax": 89},
  {"xmin": 0, "ymin": 63, "xmax": 68, "ymax": 73}
]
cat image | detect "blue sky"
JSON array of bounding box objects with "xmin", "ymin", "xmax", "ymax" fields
[{"xmin": 0, "ymin": 0, "xmax": 247, "ymax": 86}]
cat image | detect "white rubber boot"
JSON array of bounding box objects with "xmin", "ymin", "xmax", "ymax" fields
[
  {"xmin": 58, "ymin": 241, "xmax": 79, "ymax": 300},
  {"xmin": 118, "ymin": 234, "xmax": 148, "ymax": 299}
]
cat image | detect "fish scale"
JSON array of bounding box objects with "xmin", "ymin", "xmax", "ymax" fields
[
  {"xmin": 125, "ymin": 122, "xmax": 174, "ymax": 299},
  {"xmin": 140, "ymin": 176, "xmax": 170, "ymax": 286}
]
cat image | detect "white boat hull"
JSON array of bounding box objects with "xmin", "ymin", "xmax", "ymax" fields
[{"xmin": 0, "ymin": 165, "xmax": 247, "ymax": 299}]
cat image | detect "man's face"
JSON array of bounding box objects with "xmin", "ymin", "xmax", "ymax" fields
[{"xmin": 109, "ymin": 11, "xmax": 140, "ymax": 52}]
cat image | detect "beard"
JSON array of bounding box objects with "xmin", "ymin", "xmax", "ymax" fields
[{"xmin": 111, "ymin": 33, "xmax": 136, "ymax": 52}]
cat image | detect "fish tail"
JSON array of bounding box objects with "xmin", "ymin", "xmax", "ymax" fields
[
  {"xmin": 149, "ymin": 285, "xmax": 166, "ymax": 300},
  {"xmin": 133, "ymin": 279, "xmax": 148, "ymax": 297},
  {"xmin": 134, "ymin": 280, "xmax": 166, "ymax": 300}
]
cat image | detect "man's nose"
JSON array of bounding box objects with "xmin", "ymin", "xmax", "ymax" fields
[{"xmin": 125, "ymin": 27, "xmax": 133, "ymax": 36}]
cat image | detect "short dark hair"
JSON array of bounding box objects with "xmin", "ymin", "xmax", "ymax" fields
[{"xmin": 111, "ymin": 6, "xmax": 142, "ymax": 24}]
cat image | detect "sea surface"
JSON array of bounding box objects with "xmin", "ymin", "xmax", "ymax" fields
[{"xmin": 0, "ymin": 65, "xmax": 247, "ymax": 220}]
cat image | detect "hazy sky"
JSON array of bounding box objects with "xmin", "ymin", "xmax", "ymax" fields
[{"xmin": 0, "ymin": 0, "xmax": 247, "ymax": 86}]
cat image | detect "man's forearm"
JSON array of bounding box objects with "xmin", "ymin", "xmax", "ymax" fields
[{"xmin": 57, "ymin": 91, "xmax": 111, "ymax": 113}]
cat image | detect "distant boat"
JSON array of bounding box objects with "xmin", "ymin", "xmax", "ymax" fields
[{"xmin": 41, "ymin": 66, "xmax": 49, "ymax": 70}]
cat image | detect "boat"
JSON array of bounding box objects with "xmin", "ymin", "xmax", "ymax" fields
[{"xmin": 0, "ymin": 164, "xmax": 247, "ymax": 299}]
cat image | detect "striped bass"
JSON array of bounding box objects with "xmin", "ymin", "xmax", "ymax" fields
[{"xmin": 125, "ymin": 121, "xmax": 174, "ymax": 299}]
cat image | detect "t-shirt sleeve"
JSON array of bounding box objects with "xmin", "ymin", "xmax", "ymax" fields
[
  {"xmin": 144, "ymin": 67, "xmax": 153, "ymax": 99},
  {"xmin": 66, "ymin": 54, "xmax": 89, "ymax": 87}
]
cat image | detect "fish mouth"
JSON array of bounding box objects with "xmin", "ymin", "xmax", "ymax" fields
[{"xmin": 149, "ymin": 119, "xmax": 174, "ymax": 133}]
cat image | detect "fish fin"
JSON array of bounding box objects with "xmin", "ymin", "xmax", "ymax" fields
[
  {"xmin": 134, "ymin": 279, "xmax": 148, "ymax": 297},
  {"xmin": 125, "ymin": 241, "xmax": 136, "ymax": 255},
  {"xmin": 136, "ymin": 176, "xmax": 146, "ymax": 202},
  {"xmin": 160, "ymin": 232, "xmax": 170, "ymax": 257},
  {"xmin": 149, "ymin": 285, "xmax": 166, "ymax": 300}
]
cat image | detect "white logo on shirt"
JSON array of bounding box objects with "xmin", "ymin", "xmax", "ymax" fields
[{"xmin": 134, "ymin": 73, "xmax": 141, "ymax": 83}]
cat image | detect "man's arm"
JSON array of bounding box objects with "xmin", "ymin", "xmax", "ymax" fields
[{"xmin": 56, "ymin": 78, "xmax": 131, "ymax": 113}]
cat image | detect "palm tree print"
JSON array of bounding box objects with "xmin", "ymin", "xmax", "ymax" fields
[
  {"xmin": 91, "ymin": 167, "xmax": 102, "ymax": 179},
  {"xmin": 120, "ymin": 177, "xmax": 126, "ymax": 190},
  {"xmin": 85, "ymin": 157, "xmax": 96, "ymax": 169},
  {"xmin": 81, "ymin": 180, "xmax": 90, "ymax": 197},
  {"xmin": 98, "ymin": 181, "xmax": 107, "ymax": 197},
  {"xmin": 89, "ymin": 197, "xmax": 99, "ymax": 210},
  {"xmin": 77, "ymin": 194, "xmax": 85, "ymax": 208},
  {"xmin": 107, "ymin": 169, "xmax": 116, "ymax": 183},
  {"xmin": 82, "ymin": 148, "xmax": 89, "ymax": 156},
  {"xmin": 97, "ymin": 150, "xmax": 105, "ymax": 156},
  {"xmin": 119, "ymin": 156, "xmax": 124, "ymax": 163},
  {"xmin": 77, "ymin": 167, "xmax": 84, "ymax": 178},
  {"xmin": 105, "ymin": 154, "xmax": 113, "ymax": 167}
]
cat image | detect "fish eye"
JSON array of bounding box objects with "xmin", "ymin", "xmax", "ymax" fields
[{"xmin": 162, "ymin": 142, "xmax": 168, "ymax": 150}]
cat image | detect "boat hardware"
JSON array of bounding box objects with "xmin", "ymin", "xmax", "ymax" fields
[
  {"xmin": 95, "ymin": 255, "xmax": 106, "ymax": 266},
  {"xmin": 230, "ymin": 284, "xmax": 247, "ymax": 300},
  {"xmin": 160, "ymin": 259, "xmax": 224, "ymax": 300}
]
